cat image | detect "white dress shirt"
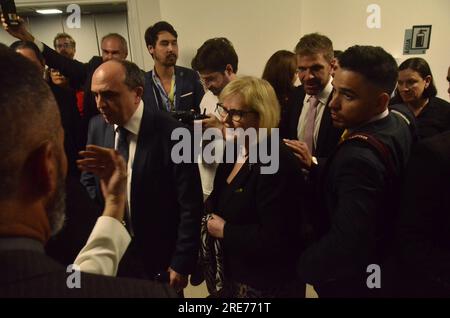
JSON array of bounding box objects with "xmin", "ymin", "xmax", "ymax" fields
[
  {"xmin": 74, "ymin": 216, "xmax": 131, "ymax": 276},
  {"xmin": 198, "ymin": 92, "xmax": 223, "ymax": 198},
  {"xmin": 297, "ymin": 77, "xmax": 333, "ymax": 150}
]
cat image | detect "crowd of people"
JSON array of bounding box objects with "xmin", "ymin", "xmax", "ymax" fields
[{"xmin": 1, "ymin": 15, "xmax": 450, "ymax": 298}]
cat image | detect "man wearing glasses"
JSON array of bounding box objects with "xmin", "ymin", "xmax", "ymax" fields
[
  {"xmin": 191, "ymin": 37, "xmax": 239, "ymax": 200},
  {"xmin": 187, "ymin": 38, "xmax": 239, "ymax": 287},
  {"xmin": 49, "ymin": 33, "xmax": 84, "ymax": 116},
  {"xmin": 51, "ymin": 33, "xmax": 76, "ymax": 83},
  {"xmin": 54, "ymin": 33, "xmax": 76, "ymax": 59},
  {"xmin": 215, "ymin": 103, "xmax": 258, "ymax": 124}
]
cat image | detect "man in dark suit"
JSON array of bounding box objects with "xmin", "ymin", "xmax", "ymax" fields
[
  {"xmin": 0, "ymin": 44, "xmax": 175, "ymax": 298},
  {"xmin": 395, "ymin": 131, "xmax": 450, "ymax": 297},
  {"xmin": 290, "ymin": 46, "xmax": 412, "ymax": 297},
  {"xmin": 80, "ymin": 59, "xmax": 203, "ymax": 292},
  {"xmin": 395, "ymin": 82, "xmax": 450, "ymax": 297},
  {"xmin": 282, "ymin": 33, "xmax": 342, "ymax": 163},
  {"xmin": 142, "ymin": 21, "xmax": 204, "ymax": 113},
  {"xmin": 49, "ymin": 33, "xmax": 84, "ymax": 119}
]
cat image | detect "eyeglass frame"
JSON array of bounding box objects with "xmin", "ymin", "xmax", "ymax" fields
[
  {"xmin": 55, "ymin": 42, "xmax": 74, "ymax": 49},
  {"xmin": 215, "ymin": 102, "xmax": 259, "ymax": 123}
]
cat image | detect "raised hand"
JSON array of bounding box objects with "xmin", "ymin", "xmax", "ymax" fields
[
  {"xmin": 1, "ymin": 14, "xmax": 34, "ymax": 42},
  {"xmin": 78, "ymin": 145, "xmax": 127, "ymax": 220},
  {"xmin": 283, "ymin": 139, "xmax": 313, "ymax": 169}
]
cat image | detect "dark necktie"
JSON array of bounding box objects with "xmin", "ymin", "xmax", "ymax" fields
[
  {"xmin": 116, "ymin": 126, "xmax": 133, "ymax": 235},
  {"xmin": 116, "ymin": 126, "xmax": 129, "ymax": 164}
]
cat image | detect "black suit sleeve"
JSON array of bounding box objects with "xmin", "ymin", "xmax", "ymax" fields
[
  {"xmin": 397, "ymin": 141, "xmax": 450, "ymax": 293},
  {"xmin": 42, "ymin": 44, "xmax": 90, "ymax": 89},
  {"xmin": 283, "ymin": 86, "xmax": 305, "ymax": 140},
  {"xmin": 169, "ymin": 159, "xmax": 203, "ymax": 275},
  {"xmin": 80, "ymin": 117, "xmax": 101, "ymax": 203},
  {"xmin": 297, "ymin": 145, "xmax": 386, "ymax": 286}
]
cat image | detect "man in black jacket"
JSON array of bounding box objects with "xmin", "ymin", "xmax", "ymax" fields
[
  {"xmin": 396, "ymin": 131, "xmax": 450, "ymax": 297},
  {"xmin": 395, "ymin": 75, "xmax": 450, "ymax": 297},
  {"xmin": 290, "ymin": 46, "xmax": 413, "ymax": 297}
]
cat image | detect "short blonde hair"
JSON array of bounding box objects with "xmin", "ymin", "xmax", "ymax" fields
[{"xmin": 219, "ymin": 76, "xmax": 280, "ymax": 132}]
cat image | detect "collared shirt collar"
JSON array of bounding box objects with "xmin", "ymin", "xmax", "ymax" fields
[
  {"xmin": 0, "ymin": 237, "xmax": 45, "ymax": 253},
  {"xmin": 348, "ymin": 108, "xmax": 390, "ymax": 134},
  {"xmin": 114, "ymin": 100, "xmax": 144, "ymax": 136},
  {"xmin": 151, "ymin": 67, "xmax": 161, "ymax": 83},
  {"xmin": 151, "ymin": 68, "xmax": 176, "ymax": 111}
]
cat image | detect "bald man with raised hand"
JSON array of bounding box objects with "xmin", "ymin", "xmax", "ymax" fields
[
  {"xmin": 81, "ymin": 59, "xmax": 203, "ymax": 293},
  {"xmin": 0, "ymin": 44, "xmax": 175, "ymax": 297}
]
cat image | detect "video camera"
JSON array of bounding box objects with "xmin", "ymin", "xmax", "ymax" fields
[{"xmin": 170, "ymin": 109, "xmax": 209, "ymax": 125}]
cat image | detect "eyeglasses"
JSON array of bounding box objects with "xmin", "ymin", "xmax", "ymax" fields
[
  {"xmin": 55, "ymin": 43, "xmax": 74, "ymax": 49},
  {"xmin": 215, "ymin": 103, "xmax": 258, "ymax": 123}
]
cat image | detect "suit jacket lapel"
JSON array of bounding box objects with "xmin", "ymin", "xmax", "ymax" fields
[
  {"xmin": 217, "ymin": 161, "xmax": 254, "ymax": 212},
  {"xmin": 289, "ymin": 86, "xmax": 306, "ymax": 140},
  {"xmin": 316, "ymin": 94, "xmax": 332, "ymax": 154},
  {"xmin": 174, "ymin": 66, "xmax": 184, "ymax": 111},
  {"xmin": 104, "ymin": 124, "xmax": 115, "ymax": 149},
  {"xmin": 144, "ymin": 71, "xmax": 164, "ymax": 112},
  {"xmin": 130, "ymin": 105, "xmax": 154, "ymax": 211}
]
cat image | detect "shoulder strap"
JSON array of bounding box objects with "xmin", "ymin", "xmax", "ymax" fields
[{"xmin": 344, "ymin": 133, "xmax": 396, "ymax": 180}]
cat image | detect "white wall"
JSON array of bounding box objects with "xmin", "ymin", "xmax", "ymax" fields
[
  {"xmin": 57, "ymin": 15, "xmax": 99, "ymax": 62},
  {"xmin": 157, "ymin": 0, "xmax": 303, "ymax": 77},
  {"xmin": 127, "ymin": 0, "xmax": 449, "ymax": 99},
  {"xmin": 127, "ymin": 0, "xmax": 161, "ymax": 70},
  {"xmin": 127, "ymin": 0, "xmax": 303, "ymax": 74},
  {"xmin": 299, "ymin": 0, "xmax": 450, "ymax": 99}
]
